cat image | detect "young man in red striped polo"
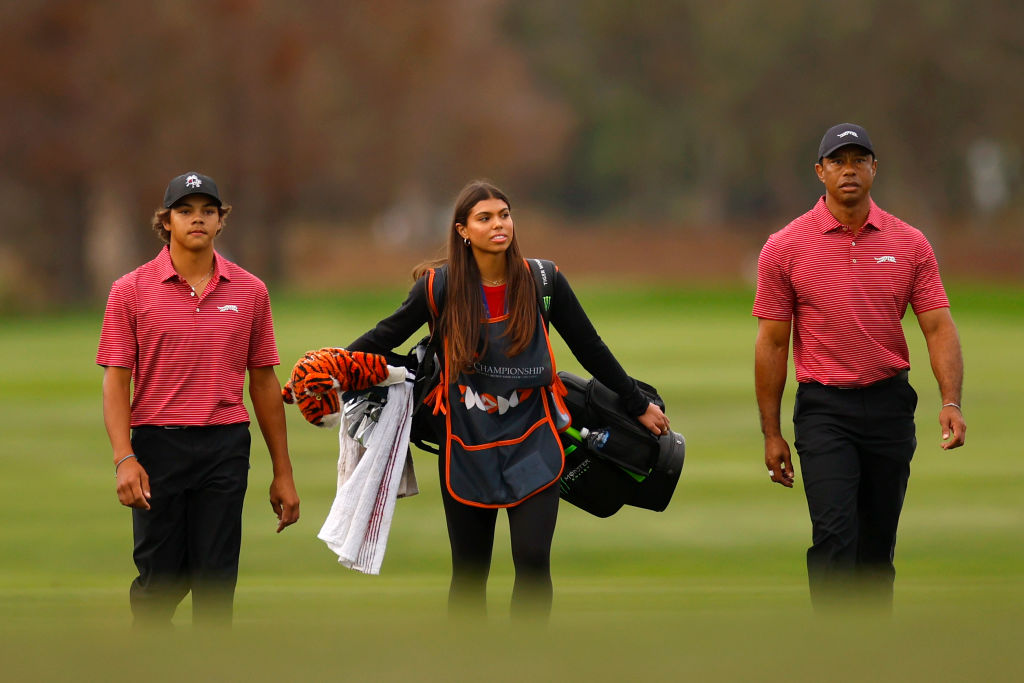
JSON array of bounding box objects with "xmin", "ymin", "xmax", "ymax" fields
[
  {"xmin": 753, "ymin": 124, "xmax": 966, "ymax": 611},
  {"xmin": 98, "ymin": 172, "xmax": 300, "ymax": 626}
]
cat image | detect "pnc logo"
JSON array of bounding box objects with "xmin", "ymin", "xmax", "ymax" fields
[{"xmin": 459, "ymin": 385, "xmax": 535, "ymax": 415}]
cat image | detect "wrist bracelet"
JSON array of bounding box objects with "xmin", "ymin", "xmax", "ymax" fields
[
  {"xmin": 115, "ymin": 454, "xmax": 137, "ymax": 475},
  {"xmin": 942, "ymin": 402, "xmax": 961, "ymax": 411}
]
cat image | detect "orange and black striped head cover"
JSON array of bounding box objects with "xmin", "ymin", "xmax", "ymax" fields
[{"xmin": 282, "ymin": 348, "xmax": 390, "ymax": 427}]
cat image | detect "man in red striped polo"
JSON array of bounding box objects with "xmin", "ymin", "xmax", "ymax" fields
[
  {"xmin": 98, "ymin": 172, "xmax": 300, "ymax": 626},
  {"xmin": 753, "ymin": 124, "xmax": 966, "ymax": 610}
]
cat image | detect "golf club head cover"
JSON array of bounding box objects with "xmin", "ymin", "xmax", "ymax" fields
[{"xmin": 282, "ymin": 348, "xmax": 391, "ymax": 427}]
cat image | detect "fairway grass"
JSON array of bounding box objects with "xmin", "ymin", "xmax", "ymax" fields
[{"xmin": 1, "ymin": 284, "xmax": 1021, "ymax": 681}]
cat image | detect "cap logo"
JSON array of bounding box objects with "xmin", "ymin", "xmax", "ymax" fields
[
  {"xmin": 185, "ymin": 174, "xmax": 202, "ymax": 189},
  {"xmin": 838, "ymin": 130, "xmax": 859, "ymax": 138}
]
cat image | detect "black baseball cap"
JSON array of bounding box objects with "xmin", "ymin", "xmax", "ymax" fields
[
  {"xmin": 163, "ymin": 172, "xmax": 222, "ymax": 208},
  {"xmin": 818, "ymin": 123, "xmax": 874, "ymax": 161}
]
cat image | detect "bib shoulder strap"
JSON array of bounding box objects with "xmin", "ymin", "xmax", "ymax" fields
[
  {"xmin": 426, "ymin": 265, "xmax": 448, "ymax": 321},
  {"xmin": 526, "ymin": 258, "xmax": 556, "ymax": 328}
]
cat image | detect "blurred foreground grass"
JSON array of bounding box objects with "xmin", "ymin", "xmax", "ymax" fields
[{"xmin": 1, "ymin": 283, "xmax": 1021, "ymax": 681}]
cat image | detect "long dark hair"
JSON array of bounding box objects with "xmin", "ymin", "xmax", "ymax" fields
[{"xmin": 414, "ymin": 180, "xmax": 537, "ymax": 375}]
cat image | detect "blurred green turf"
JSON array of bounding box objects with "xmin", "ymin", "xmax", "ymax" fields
[{"xmin": 1, "ymin": 284, "xmax": 1021, "ymax": 681}]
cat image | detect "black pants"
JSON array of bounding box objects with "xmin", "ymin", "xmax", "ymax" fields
[
  {"xmin": 794, "ymin": 373, "xmax": 917, "ymax": 611},
  {"xmin": 438, "ymin": 455, "xmax": 559, "ymax": 618},
  {"xmin": 129, "ymin": 423, "xmax": 250, "ymax": 626}
]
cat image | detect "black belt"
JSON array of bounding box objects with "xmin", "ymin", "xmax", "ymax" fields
[
  {"xmin": 131, "ymin": 424, "xmax": 194, "ymax": 430},
  {"xmin": 801, "ymin": 369, "xmax": 908, "ymax": 391},
  {"xmin": 134, "ymin": 423, "xmax": 248, "ymax": 430}
]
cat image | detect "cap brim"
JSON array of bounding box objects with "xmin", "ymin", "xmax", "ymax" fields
[
  {"xmin": 819, "ymin": 143, "xmax": 874, "ymax": 160},
  {"xmin": 164, "ymin": 192, "xmax": 222, "ymax": 209}
]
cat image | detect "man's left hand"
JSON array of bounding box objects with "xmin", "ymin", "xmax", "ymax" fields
[
  {"xmin": 269, "ymin": 474, "xmax": 301, "ymax": 532},
  {"xmin": 939, "ymin": 405, "xmax": 966, "ymax": 450}
]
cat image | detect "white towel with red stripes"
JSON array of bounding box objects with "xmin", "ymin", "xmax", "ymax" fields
[{"xmin": 317, "ymin": 381, "xmax": 416, "ymax": 575}]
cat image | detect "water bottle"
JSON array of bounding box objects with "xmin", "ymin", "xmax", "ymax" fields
[
  {"xmin": 564, "ymin": 426, "xmax": 610, "ymax": 452},
  {"xmin": 569, "ymin": 426, "xmax": 646, "ymax": 479},
  {"xmin": 579, "ymin": 427, "xmax": 610, "ymax": 451}
]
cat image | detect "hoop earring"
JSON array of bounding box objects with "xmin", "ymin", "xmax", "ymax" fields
[{"xmin": 463, "ymin": 237, "xmax": 470, "ymax": 246}]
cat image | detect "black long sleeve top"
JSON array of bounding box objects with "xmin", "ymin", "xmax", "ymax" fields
[{"xmin": 347, "ymin": 269, "xmax": 649, "ymax": 416}]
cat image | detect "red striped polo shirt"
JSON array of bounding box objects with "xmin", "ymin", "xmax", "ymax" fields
[
  {"xmin": 97, "ymin": 247, "xmax": 280, "ymax": 427},
  {"xmin": 753, "ymin": 197, "xmax": 949, "ymax": 388}
]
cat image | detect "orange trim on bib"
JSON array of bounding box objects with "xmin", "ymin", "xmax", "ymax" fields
[
  {"xmin": 441, "ymin": 296, "xmax": 567, "ymax": 509},
  {"xmin": 446, "ymin": 470, "xmax": 562, "ymax": 510},
  {"xmin": 425, "ymin": 381, "xmax": 446, "ymax": 416},
  {"xmin": 450, "ymin": 416, "xmax": 551, "ymax": 451},
  {"xmin": 444, "ymin": 378, "xmax": 566, "ymax": 509},
  {"xmin": 426, "ymin": 268, "xmax": 440, "ymax": 319},
  {"xmin": 540, "ymin": 317, "xmax": 572, "ymax": 432}
]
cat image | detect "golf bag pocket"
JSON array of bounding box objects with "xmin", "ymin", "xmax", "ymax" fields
[{"xmin": 559, "ymin": 445, "xmax": 636, "ymax": 518}]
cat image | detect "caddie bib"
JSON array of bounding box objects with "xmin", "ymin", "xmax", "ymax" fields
[{"xmin": 443, "ymin": 309, "xmax": 569, "ymax": 508}]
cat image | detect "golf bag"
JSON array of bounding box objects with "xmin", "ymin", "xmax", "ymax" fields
[
  {"xmin": 557, "ymin": 371, "xmax": 685, "ymax": 517},
  {"xmin": 407, "ymin": 334, "xmax": 444, "ymax": 454}
]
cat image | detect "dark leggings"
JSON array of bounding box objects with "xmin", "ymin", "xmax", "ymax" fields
[{"xmin": 438, "ymin": 455, "xmax": 559, "ymax": 618}]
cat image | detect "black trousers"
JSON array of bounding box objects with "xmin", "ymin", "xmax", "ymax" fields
[
  {"xmin": 438, "ymin": 454, "xmax": 559, "ymax": 618},
  {"xmin": 794, "ymin": 373, "xmax": 917, "ymax": 610},
  {"xmin": 129, "ymin": 423, "xmax": 250, "ymax": 626}
]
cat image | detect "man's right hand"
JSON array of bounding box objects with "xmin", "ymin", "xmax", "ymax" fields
[
  {"xmin": 764, "ymin": 435, "xmax": 795, "ymax": 488},
  {"xmin": 116, "ymin": 458, "xmax": 152, "ymax": 509}
]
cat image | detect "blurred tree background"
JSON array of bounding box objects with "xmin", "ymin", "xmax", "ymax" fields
[{"xmin": 1, "ymin": 0, "xmax": 1021, "ymax": 309}]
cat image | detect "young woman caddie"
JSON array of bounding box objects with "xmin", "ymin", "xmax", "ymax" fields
[{"xmin": 347, "ymin": 180, "xmax": 669, "ymax": 617}]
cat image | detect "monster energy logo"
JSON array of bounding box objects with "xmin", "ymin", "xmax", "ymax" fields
[
  {"xmin": 542, "ymin": 295, "xmax": 551, "ymax": 311},
  {"xmin": 561, "ymin": 457, "xmax": 591, "ymax": 492}
]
